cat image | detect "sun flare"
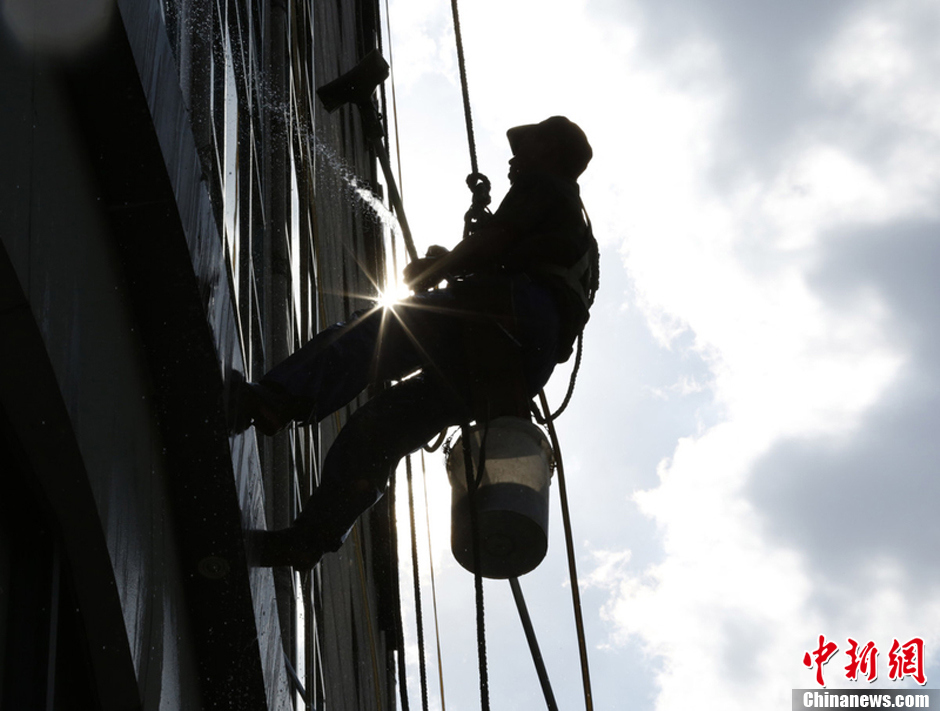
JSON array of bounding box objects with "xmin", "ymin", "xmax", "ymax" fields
[{"xmin": 377, "ymin": 282, "xmax": 411, "ymax": 309}]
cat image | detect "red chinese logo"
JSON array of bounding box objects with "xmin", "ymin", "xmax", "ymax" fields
[
  {"xmin": 804, "ymin": 635, "xmax": 839, "ymax": 687},
  {"xmin": 804, "ymin": 635, "xmax": 926, "ymax": 687},
  {"xmin": 888, "ymin": 637, "xmax": 926, "ymax": 685},
  {"xmin": 844, "ymin": 639, "xmax": 878, "ymax": 682}
]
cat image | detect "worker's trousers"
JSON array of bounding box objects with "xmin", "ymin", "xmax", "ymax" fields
[{"xmin": 262, "ymin": 276, "xmax": 561, "ymax": 552}]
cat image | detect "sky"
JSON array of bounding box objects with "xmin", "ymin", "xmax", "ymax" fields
[{"xmin": 378, "ymin": 0, "xmax": 940, "ymax": 709}]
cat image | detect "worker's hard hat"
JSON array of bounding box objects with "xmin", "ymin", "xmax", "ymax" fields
[{"xmin": 507, "ymin": 116, "xmax": 593, "ymax": 179}]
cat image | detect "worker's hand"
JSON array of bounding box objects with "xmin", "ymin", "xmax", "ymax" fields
[
  {"xmin": 403, "ymin": 258, "xmax": 441, "ymax": 292},
  {"xmin": 403, "ymin": 246, "xmax": 450, "ymax": 292}
]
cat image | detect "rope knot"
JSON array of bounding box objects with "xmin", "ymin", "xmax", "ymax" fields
[
  {"xmin": 466, "ymin": 172, "xmax": 491, "ymax": 206},
  {"xmin": 463, "ymin": 172, "xmax": 492, "ymax": 238}
]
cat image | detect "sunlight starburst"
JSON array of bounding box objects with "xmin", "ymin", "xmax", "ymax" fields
[{"xmin": 377, "ymin": 281, "xmax": 412, "ymax": 309}]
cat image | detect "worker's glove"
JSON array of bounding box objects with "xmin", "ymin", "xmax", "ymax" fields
[{"xmin": 404, "ymin": 245, "xmax": 450, "ymax": 292}]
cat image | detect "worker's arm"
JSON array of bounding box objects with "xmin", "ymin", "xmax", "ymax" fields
[{"xmin": 403, "ymin": 221, "xmax": 516, "ymax": 291}]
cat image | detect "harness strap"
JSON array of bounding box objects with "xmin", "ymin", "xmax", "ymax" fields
[
  {"xmin": 528, "ymin": 246, "xmax": 594, "ymax": 312},
  {"xmin": 529, "ymin": 199, "xmax": 597, "ymax": 313}
]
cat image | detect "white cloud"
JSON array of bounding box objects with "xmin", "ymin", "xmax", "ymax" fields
[
  {"xmin": 386, "ymin": 0, "xmax": 455, "ymax": 91},
  {"xmin": 586, "ymin": 1, "xmax": 940, "ymax": 709},
  {"xmin": 816, "ymin": 1, "xmax": 940, "ymax": 135}
]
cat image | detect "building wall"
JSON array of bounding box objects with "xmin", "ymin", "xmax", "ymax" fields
[
  {"xmin": 0, "ymin": 22, "xmax": 200, "ymax": 709},
  {"xmin": 0, "ymin": 0, "xmax": 401, "ymax": 708}
]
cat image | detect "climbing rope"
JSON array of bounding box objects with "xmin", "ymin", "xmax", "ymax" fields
[
  {"xmin": 449, "ymin": 0, "xmax": 478, "ymax": 175},
  {"xmin": 420, "ymin": 451, "xmax": 448, "ymax": 711},
  {"xmin": 405, "ymin": 456, "xmax": 431, "ymax": 711},
  {"xmin": 382, "ymin": 0, "xmax": 406, "ymax": 196},
  {"xmin": 379, "ymin": 17, "xmax": 428, "ymax": 711},
  {"xmin": 386, "ymin": 471, "xmax": 412, "ymax": 711},
  {"xmin": 352, "ymin": 523, "xmax": 387, "ymax": 711},
  {"xmin": 442, "ymin": 7, "xmax": 494, "ymax": 709},
  {"xmin": 448, "ymin": 0, "xmax": 492, "ymax": 239},
  {"xmin": 461, "ymin": 422, "xmax": 491, "ymax": 711},
  {"xmin": 531, "ymin": 333, "xmax": 585, "ymax": 424},
  {"xmin": 538, "ymin": 390, "xmax": 595, "ymax": 711}
]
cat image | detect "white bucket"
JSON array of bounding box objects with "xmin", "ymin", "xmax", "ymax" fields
[{"xmin": 446, "ymin": 417, "xmax": 553, "ymax": 579}]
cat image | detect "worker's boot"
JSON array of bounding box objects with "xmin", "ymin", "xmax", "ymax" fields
[
  {"xmin": 249, "ymin": 527, "xmax": 324, "ymax": 571},
  {"xmin": 248, "ymin": 505, "xmax": 327, "ymax": 570},
  {"xmin": 227, "ymin": 372, "xmax": 314, "ymax": 435},
  {"xmin": 248, "ymin": 496, "xmax": 345, "ymax": 570}
]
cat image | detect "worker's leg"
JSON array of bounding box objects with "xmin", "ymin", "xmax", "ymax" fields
[
  {"xmin": 254, "ymin": 371, "xmax": 466, "ymax": 567},
  {"xmin": 228, "ymin": 309, "xmax": 385, "ymax": 434},
  {"xmin": 511, "ymin": 279, "xmax": 562, "ymax": 394},
  {"xmin": 251, "ymin": 291, "xmax": 466, "ymax": 430},
  {"xmin": 259, "ymin": 306, "xmax": 391, "ymax": 422}
]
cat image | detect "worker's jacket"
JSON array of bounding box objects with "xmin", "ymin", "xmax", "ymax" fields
[{"xmin": 470, "ymin": 169, "xmax": 596, "ymax": 362}]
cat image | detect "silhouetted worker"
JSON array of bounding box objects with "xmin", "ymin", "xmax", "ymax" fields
[{"xmin": 232, "ymin": 116, "xmax": 598, "ymax": 569}]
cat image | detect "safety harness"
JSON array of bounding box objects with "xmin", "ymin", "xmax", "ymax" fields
[{"xmin": 528, "ymin": 206, "xmax": 598, "ymax": 315}]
